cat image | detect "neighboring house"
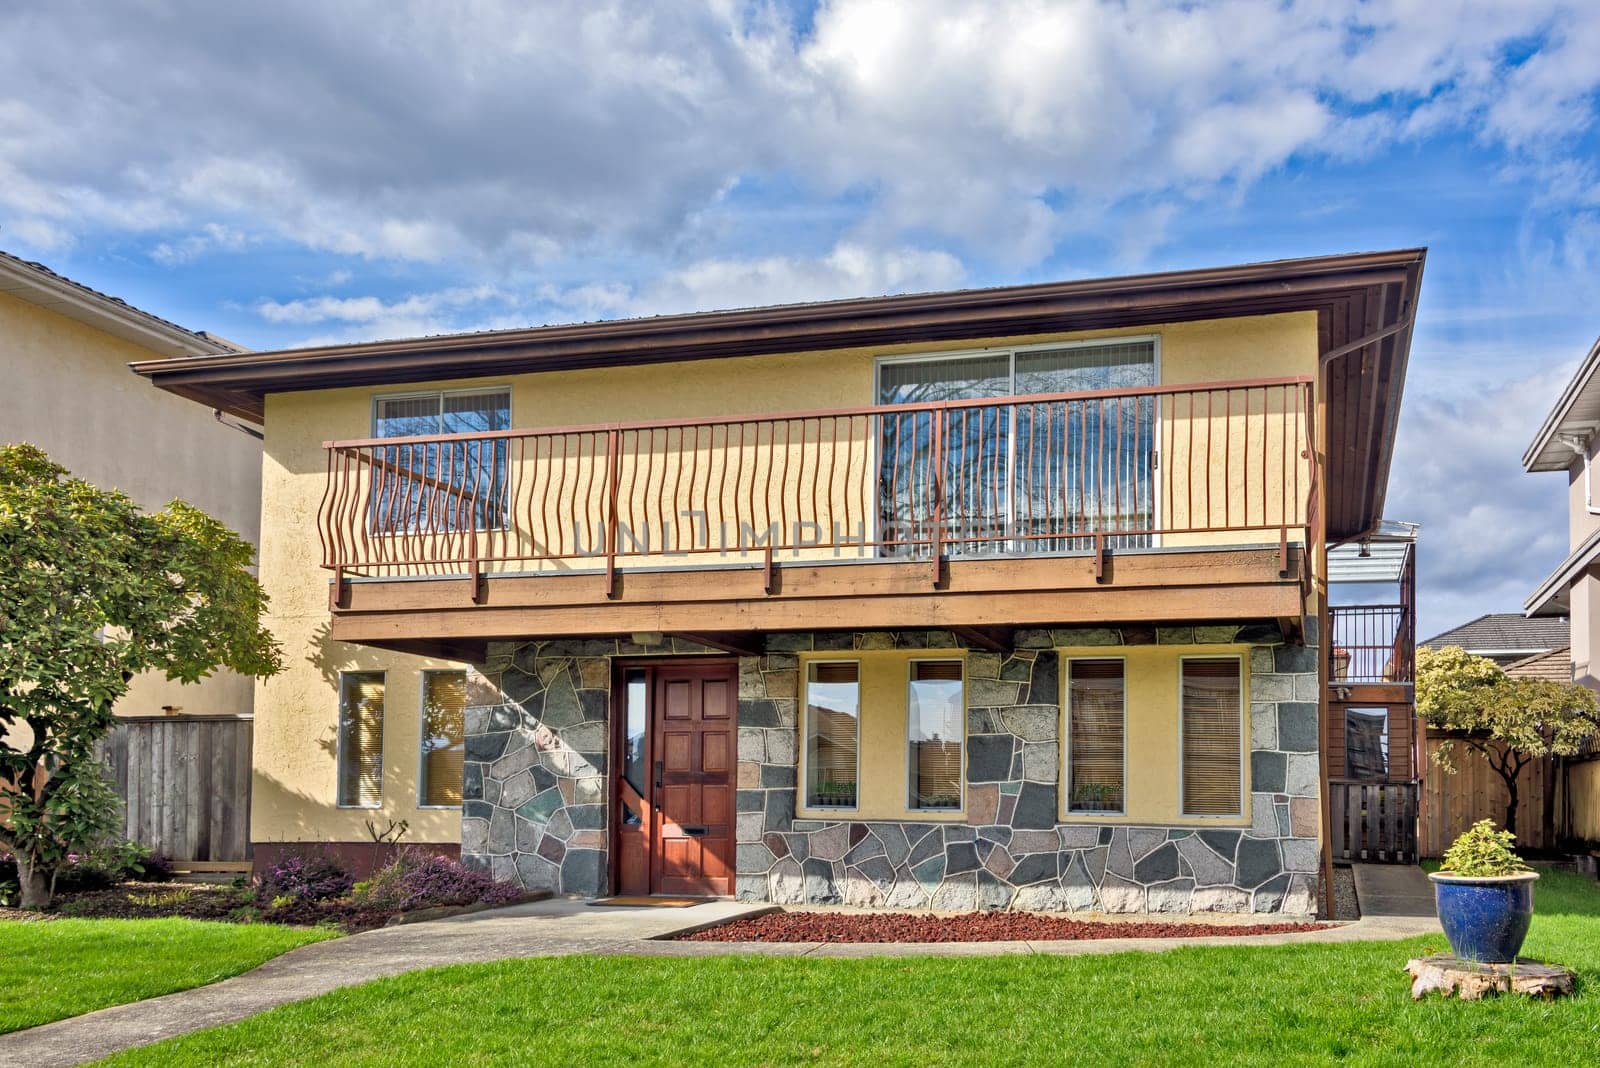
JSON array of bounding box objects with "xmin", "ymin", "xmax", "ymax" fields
[
  {"xmin": 1, "ymin": 250, "xmax": 263, "ymax": 865},
  {"xmin": 1525, "ymin": 335, "xmax": 1600, "ymax": 842},
  {"xmin": 134, "ymin": 248, "xmax": 1426, "ymax": 915},
  {"xmin": 0, "ymin": 250, "xmax": 262, "ymax": 718},
  {"xmin": 1503, "ymin": 646, "xmax": 1575, "ymax": 683},
  {"xmin": 1420, "ymin": 613, "xmax": 1569, "ymax": 669},
  {"xmin": 1526, "ymin": 334, "xmax": 1600, "ymax": 692}
]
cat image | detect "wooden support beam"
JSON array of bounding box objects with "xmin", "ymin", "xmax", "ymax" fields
[
  {"xmin": 950, "ymin": 626, "xmax": 1014, "ymax": 652},
  {"xmin": 668, "ymin": 631, "xmax": 765, "ymax": 657}
]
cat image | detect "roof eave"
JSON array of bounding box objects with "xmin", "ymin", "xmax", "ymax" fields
[
  {"xmin": 0, "ymin": 253, "xmax": 218, "ymax": 358},
  {"xmin": 1524, "ymin": 335, "xmax": 1600, "ymax": 472},
  {"xmin": 131, "ymin": 248, "xmax": 1427, "ymax": 423}
]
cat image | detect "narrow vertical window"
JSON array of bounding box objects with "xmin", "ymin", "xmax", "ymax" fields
[
  {"xmin": 1067, "ymin": 659, "xmax": 1125, "ymax": 813},
  {"xmin": 1344, "ymin": 707, "xmax": 1390, "ymax": 781},
  {"xmin": 1181, "ymin": 659, "xmax": 1243, "ymax": 817},
  {"xmin": 805, "ymin": 662, "xmax": 859, "ymax": 809},
  {"xmin": 338, "ymin": 672, "xmax": 386, "ymax": 807},
  {"xmin": 420, "ymin": 671, "xmax": 466, "ymax": 806},
  {"xmin": 621, "ymin": 669, "xmax": 648, "ymax": 826},
  {"xmin": 908, "ymin": 661, "xmax": 964, "ymax": 810}
]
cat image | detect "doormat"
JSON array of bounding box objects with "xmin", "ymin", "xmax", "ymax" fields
[{"xmin": 590, "ymin": 896, "xmax": 710, "ymax": 908}]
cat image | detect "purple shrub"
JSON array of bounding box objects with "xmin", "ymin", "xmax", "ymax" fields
[
  {"xmin": 257, "ymin": 851, "xmax": 354, "ymax": 903},
  {"xmin": 358, "ymin": 848, "xmax": 521, "ymax": 911}
]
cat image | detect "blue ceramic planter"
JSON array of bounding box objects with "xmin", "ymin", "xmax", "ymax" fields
[{"xmin": 1429, "ymin": 871, "xmax": 1539, "ymax": 963}]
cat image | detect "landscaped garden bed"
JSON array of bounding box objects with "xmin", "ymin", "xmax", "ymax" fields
[
  {"xmin": 3, "ymin": 844, "xmax": 529, "ymax": 932},
  {"xmin": 678, "ymin": 909, "xmax": 1329, "ymax": 943}
]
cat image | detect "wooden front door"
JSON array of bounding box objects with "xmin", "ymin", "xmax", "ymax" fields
[{"xmin": 612, "ymin": 660, "xmax": 737, "ymax": 897}]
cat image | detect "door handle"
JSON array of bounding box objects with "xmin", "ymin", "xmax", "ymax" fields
[{"xmin": 654, "ymin": 760, "xmax": 663, "ymax": 789}]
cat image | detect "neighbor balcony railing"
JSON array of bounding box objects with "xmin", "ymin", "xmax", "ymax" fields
[{"xmin": 318, "ymin": 376, "xmax": 1313, "ymax": 585}]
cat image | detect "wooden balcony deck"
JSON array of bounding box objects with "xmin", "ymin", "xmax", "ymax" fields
[{"xmin": 319, "ymin": 378, "xmax": 1316, "ymax": 656}]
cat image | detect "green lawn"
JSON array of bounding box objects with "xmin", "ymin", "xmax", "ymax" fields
[
  {"xmin": 0, "ymin": 917, "xmax": 336, "ymax": 1034},
  {"xmin": 101, "ymin": 868, "xmax": 1600, "ymax": 1067}
]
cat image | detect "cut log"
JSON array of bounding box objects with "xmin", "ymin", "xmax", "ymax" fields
[{"xmin": 1405, "ymin": 955, "xmax": 1575, "ymax": 1001}]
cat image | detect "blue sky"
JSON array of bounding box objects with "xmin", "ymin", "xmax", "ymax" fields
[{"xmin": 3, "ymin": 0, "xmax": 1598, "ymax": 639}]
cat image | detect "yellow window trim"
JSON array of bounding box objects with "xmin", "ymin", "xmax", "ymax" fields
[
  {"xmin": 1057, "ymin": 644, "xmax": 1254, "ymax": 828},
  {"xmin": 796, "ymin": 649, "xmax": 969, "ymax": 822}
]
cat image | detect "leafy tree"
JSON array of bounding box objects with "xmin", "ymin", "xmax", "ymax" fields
[
  {"xmin": 0, "ymin": 444, "xmax": 281, "ymax": 908},
  {"xmin": 1416, "ymin": 645, "xmax": 1600, "ymax": 836}
]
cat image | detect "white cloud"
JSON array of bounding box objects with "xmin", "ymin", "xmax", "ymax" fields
[
  {"xmin": 0, "ymin": 1, "xmax": 1595, "ymax": 269},
  {"xmin": 1393, "ymin": 361, "xmax": 1575, "ymax": 639}
]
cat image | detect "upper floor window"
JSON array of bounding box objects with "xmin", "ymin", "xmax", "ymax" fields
[
  {"xmin": 370, "ymin": 388, "xmax": 511, "ymax": 532},
  {"xmin": 875, "ymin": 340, "xmax": 1156, "ymax": 556}
]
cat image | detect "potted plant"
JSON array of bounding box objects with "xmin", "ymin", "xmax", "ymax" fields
[{"xmin": 1429, "ymin": 819, "xmax": 1538, "ymax": 963}]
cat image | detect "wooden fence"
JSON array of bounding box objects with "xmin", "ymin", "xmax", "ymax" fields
[
  {"xmin": 1329, "ymin": 779, "xmax": 1419, "ymax": 864},
  {"xmin": 1418, "ymin": 732, "xmax": 1553, "ymax": 856},
  {"xmin": 99, "ymin": 715, "xmax": 253, "ymax": 862}
]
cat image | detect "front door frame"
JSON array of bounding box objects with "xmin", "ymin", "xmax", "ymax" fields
[{"xmin": 609, "ymin": 656, "xmax": 739, "ymax": 897}]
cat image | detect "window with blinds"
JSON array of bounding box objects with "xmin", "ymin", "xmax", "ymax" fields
[
  {"xmin": 907, "ymin": 660, "xmax": 964, "ymax": 810},
  {"xmin": 337, "ymin": 672, "xmax": 386, "ymax": 808},
  {"xmin": 420, "ymin": 671, "xmax": 466, "ymax": 806},
  {"xmin": 1181, "ymin": 659, "xmax": 1243, "ymax": 817},
  {"xmin": 370, "ymin": 388, "xmax": 511, "ymax": 533},
  {"xmin": 1067, "ymin": 659, "xmax": 1125, "ymax": 813},
  {"xmin": 805, "ymin": 662, "xmax": 860, "ymax": 809}
]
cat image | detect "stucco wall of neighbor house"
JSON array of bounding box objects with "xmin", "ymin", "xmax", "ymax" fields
[
  {"xmin": 1567, "ymin": 459, "xmax": 1600, "ymax": 551},
  {"xmin": 0, "ymin": 289, "xmax": 261, "ymax": 720},
  {"xmin": 250, "ymin": 310, "xmax": 1317, "ymax": 850},
  {"xmin": 459, "ymin": 624, "xmax": 1321, "ymax": 914}
]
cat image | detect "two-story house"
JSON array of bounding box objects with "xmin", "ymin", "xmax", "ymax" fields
[
  {"xmin": 135, "ymin": 249, "xmax": 1426, "ymax": 916},
  {"xmin": 1524, "ymin": 334, "xmax": 1600, "ymax": 841}
]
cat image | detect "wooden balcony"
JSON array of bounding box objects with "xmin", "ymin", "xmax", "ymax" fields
[{"xmin": 319, "ymin": 377, "xmax": 1315, "ymax": 657}]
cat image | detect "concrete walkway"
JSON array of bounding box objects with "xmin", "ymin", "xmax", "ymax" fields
[{"xmin": 2, "ymin": 873, "xmax": 1441, "ymax": 1067}]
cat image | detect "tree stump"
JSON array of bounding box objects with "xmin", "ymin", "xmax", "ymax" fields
[{"xmin": 1405, "ymin": 955, "xmax": 1575, "ymax": 1001}]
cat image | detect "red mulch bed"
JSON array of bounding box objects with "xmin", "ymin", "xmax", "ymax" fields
[{"xmin": 680, "ymin": 910, "xmax": 1328, "ymax": 943}]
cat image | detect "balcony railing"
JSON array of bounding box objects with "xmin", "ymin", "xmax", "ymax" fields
[
  {"xmin": 319, "ymin": 376, "xmax": 1313, "ymax": 583},
  {"xmin": 1329, "ymin": 603, "xmax": 1414, "ymax": 684}
]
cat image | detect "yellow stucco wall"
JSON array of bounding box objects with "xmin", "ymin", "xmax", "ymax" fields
[
  {"xmin": 253, "ymin": 311, "xmax": 1314, "ymax": 843},
  {"xmin": 0, "ymin": 289, "xmax": 261, "ymax": 719},
  {"xmin": 1059, "ymin": 644, "xmax": 1253, "ymax": 827}
]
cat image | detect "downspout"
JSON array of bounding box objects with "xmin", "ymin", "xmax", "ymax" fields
[
  {"xmin": 1559, "ymin": 432, "xmax": 1600, "ymax": 515},
  {"xmin": 214, "ymin": 409, "xmax": 266, "ymax": 441}
]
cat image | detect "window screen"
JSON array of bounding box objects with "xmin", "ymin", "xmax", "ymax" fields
[
  {"xmin": 908, "ymin": 661, "xmax": 964, "ymax": 810},
  {"xmin": 337, "ymin": 672, "xmax": 386, "ymax": 807},
  {"xmin": 1067, "ymin": 660, "xmax": 1125, "ymax": 813},
  {"xmin": 805, "ymin": 663, "xmax": 860, "ymax": 809},
  {"xmin": 1181, "ymin": 659, "xmax": 1242, "ymax": 817},
  {"xmin": 420, "ymin": 672, "xmax": 466, "ymax": 806}
]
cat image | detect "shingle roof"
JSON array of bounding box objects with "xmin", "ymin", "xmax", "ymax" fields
[
  {"xmin": 0, "ymin": 248, "xmax": 234, "ymax": 355},
  {"xmin": 1503, "ymin": 646, "xmax": 1574, "ymax": 683},
  {"xmin": 1421, "ymin": 613, "xmax": 1570, "ymax": 655}
]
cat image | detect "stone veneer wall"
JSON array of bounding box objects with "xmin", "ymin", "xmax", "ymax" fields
[{"xmin": 461, "ymin": 624, "xmax": 1322, "ymax": 914}]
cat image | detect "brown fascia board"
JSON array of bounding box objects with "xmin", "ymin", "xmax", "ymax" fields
[{"xmin": 132, "ymin": 248, "xmax": 1426, "ymax": 422}]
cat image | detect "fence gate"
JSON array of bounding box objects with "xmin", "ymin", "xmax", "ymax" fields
[
  {"xmin": 99, "ymin": 715, "xmax": 253, "ymax": 862},
  {"xmin": 1328, "ymin": 779, "xmax": 1418, "ymax": 864}
]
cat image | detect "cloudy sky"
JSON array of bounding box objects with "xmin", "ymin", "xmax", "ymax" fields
[{"xmin": 3, "ymin": 0, "xmax": 1598, "ymax": 638}]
